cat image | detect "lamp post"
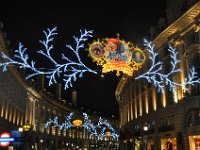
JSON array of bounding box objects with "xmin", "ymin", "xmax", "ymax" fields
[
  {"xmin": 18, "ymin": 127, "xmax": 23, "ymax": 132},
  {"xmin": 143, "ymin": 124, "xmax": 148, "ymax": 150},
  {"xmin": 72, "ymin": 118, "xmax": 83, "ymax": 148},
  {"xmin": 23, "ymin": 120, "xmax": 31, "ymax": 131},
  {"xmin": 22, "ymin": 120, "xmax": 31, "ymax": 150}
]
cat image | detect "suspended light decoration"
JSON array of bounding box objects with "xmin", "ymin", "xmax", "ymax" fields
[
  {"xmin": 44, "ymin": 112, "xmax": 119, "ymax": 139},
  {"xmin": 72, "ymin": 119, "xmax": 83, "ymax": 127},
  {"xmin": 0, "ymin": 27, "xmax": 200, "ymax": 93},
  {"xmin": 135, "ymin": 39, "xmax": 200, "ymax": 93},
  {"xmin": 105, "ymin": 131, "xmax": 111, "ymax": 136},
  {"xmin": 0, "ymin": 27, "xmax": 97, "ymax": 89},
  {"xmin": 23, "ymin": 120, "xmax": 31, "ymax": 131},
  {"xmin": 88, "ymin": 35, "xmax": 145, "ymax": 76}
]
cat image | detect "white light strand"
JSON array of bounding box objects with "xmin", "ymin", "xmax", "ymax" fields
[
  {"xmin": 45, "ymin": 116, "xmax": 59, "ymax": 128},
  {"xmin": 0, "ymin": 27, "xmax": 97, "ymax": 89},
  {"xmin": 60, "ymin": 112, "xmax": 74, "ymax": 130},
  {"xmin": 44, "ymin": 112, "xmax": 119, "ymax": 139},
  {"xmin": 135, "ymin": 40, "xmax": 164, "ymax": 92},
  {"xmin": 82, "ymin": 112, "xmax": 97, "ymax": 136},
  {"xmin": 96, "ymin": 117, "xmax": 119, "ymax": 139},
  {"xmin": 135, "ymin": 39, "xmax": 200, "ymax": 93},
  {"xmin": 44, "ymin": 113, "xmax": 74, "ymax": 130}
]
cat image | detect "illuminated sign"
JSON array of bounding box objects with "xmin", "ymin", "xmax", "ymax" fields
[
  {"xmin": 11, "ymin": 130, "xmax": 22, "ymax": 146},
  {"xmin": 88, "ymin": 36, "xmax": 145, "ymax": 76},
  {"xmin": 0, "ymin": 132, "xmax": 14, "ymax": 147}
]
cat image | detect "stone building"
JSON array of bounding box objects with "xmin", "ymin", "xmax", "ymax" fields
[
  {"xmin": 0, "ymin": 27, "xmax": 119, "ymax": 149},
  {"xmin": 116, "ymin": 0, "xmax": 200, "ymax": 150}
]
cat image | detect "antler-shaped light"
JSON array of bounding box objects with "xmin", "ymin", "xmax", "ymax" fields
[
  {"xmin": 135, "ymin": 39, "xmax": 200, "ymax": 93},
  {"xmin": 44, "ymin": 112, "xmax": 119, "ymax": 139},
  {"xmin": 0, "ymin": 27, "xmax": 97, "ymax": 89}
]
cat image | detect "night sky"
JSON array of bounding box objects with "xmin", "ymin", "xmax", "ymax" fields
[{"xmin": 0, "ymin": 0, "xmax": 166, "ymax": 117}]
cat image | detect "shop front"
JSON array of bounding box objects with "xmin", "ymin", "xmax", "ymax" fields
[
  {"xmin": 189, "ymin": 135, "xmax": 200, "ymax": 150},
  {"xmin": 146, "ymin": 138, "xmax": 156, "ymax": 150},
  {"xmin": 161, "ymin": 138, "xmax": 177, "ymax": 150}
]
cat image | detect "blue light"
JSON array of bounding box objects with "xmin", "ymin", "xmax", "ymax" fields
[
  {"xmin": 0, "ymin": 27, "xmax": 97, "ymax": 89},
  {"xmin": 0, "ymin": 138, "xmax": 14, "ymax": 142},
  {"xmin": 135, "ymin": 39, "xmax": 200, "ymax": 93}
]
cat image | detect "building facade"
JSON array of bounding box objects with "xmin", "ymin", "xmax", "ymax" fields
[
  {"xmin": 116, "ymin": 1, "xmax": 200, "ymax": 150},
  {"xmin": 0, "ymin": 29, "xmax": 119, "ymax": 149}
]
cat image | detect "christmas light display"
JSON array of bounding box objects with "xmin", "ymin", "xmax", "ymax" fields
[
  {"xmin": 1, "ymin": 27, "xmax": 199, "ymax": 93},
  {"xmin": 72, "ymin": 119, "xmax": 83, "ymax": 127},
  {"xmin": 82, "ymin": 112, "xmax": 97, "ymax": 135},
  {"xmin": 60, "ymin": 112, "xmax": 74, "ymax": 130},
  {"xmin": 96, "ymin": 117, "xmax": 119, "ymax": 139},
  {"xmin": 88, "ymin": 36, "xmax": 145, "ymax": 76},
  {"xmin": 0, "ymin": 27, "xmax": 97, "ymax": 89},
  {"xmin": 135, "ymin": 39, "xmax": 200, "ymax": 93},
  {"xmin": 44, "ymin": 112, "xmax": 119, "ymax": 139},
  {"xmin": 45, "ymin": 112, "xmax": 74, "ymax": 130},
  {"xmin": 45, "ymin": 116, "xmax": 59, "ymax": 129}
]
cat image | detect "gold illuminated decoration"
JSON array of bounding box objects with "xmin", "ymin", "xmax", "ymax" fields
[
  {"xmin": 72, "ymin": 119, "xmax": 83, "ymax": 127},
  {"xmin": 105, "ymin": 131, "xmax": 111, "ymax": 136},
  {"xmin": 23, "ymin": 121, "xmax": 31, "ymax": 131},
  {"xmin": 88, "ymin": 35, "xmax": 145, "ymax": 76}
]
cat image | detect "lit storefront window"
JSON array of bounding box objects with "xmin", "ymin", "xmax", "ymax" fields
[
  {"xmin": 189, "ymin": 135, "xmax": 200, "ymax": 150},
  {"xmin": 161, "ymin": 138, "xmax": 177, "ymax": 150}
]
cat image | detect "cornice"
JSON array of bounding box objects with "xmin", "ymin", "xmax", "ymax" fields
[{"xmin": 115, "ymin": 1, "xmax": 200, "ymax": 100}]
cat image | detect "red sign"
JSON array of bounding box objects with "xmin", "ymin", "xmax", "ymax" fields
[{"xmin": 0, "ymin": 132, "xmax": 12, "ymax": 147}]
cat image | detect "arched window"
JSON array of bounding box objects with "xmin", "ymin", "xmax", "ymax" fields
[{"xmin": 186, "ymin": 109, "xmax": 200, "ymax": 127}]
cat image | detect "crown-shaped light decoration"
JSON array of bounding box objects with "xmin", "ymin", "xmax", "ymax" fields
[{"xmin": 88, "ymin": 34, "xmax": 145, "ymax": 76}]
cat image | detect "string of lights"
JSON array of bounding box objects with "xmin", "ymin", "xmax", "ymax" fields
[
  {"xmin": 1, "ymin": 28, "xmax": 199, "ymax": 93},
  {"xmin": 44, "ymin": 112, "xmax": 119, "ymax": 139},
  {"xmin": 135, "ymin": 39, "xmax": 200, "ymax": 93},
  {"xmin": 0, "ymin": 27, "xmax": 97, "ymax": 89}
]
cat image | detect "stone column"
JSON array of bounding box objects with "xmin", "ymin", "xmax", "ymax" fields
[{"xmin": 32, "ymin": 99, "xmax": 36, "ymax": 130}]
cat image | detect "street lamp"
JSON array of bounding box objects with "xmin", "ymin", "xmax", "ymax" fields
[
  {"xmin": 143, "ymin": 125, "xmax": 148, "ymax": 132},
  {"xmin": 22, "ymin": 120, "xmax": 31, "ymax": 149},
  {"xmin": 143, "ymin": 124, "xmax": 148, "ymax": 150},
  {"xmin": 23, "ymin": 120, "xmax": 31, "ymax": 132},
  {"xmin": 18, "ymin": 127, "xmax": 23, "ymax": 132}
]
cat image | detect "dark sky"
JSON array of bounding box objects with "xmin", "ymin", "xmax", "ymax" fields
[{"xmin": 0, "ymin": 0, "xmax": 166, "ymax": 117}]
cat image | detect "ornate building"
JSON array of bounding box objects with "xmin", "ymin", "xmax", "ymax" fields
[
  {"xmin": 116, "ymin": 0, "xmax": 200, "ymax": 150},
  {"xmin": 0, "ymin": 28, "xmax": 119, "ymax": 149}
]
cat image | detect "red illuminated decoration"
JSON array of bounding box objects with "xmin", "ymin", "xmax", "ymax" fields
[
  {"xmin": 88, "ymin": 35, "xmax": 145, "ymax": 76},
  {"xmin": 90, "ymin": 44, "xmax": 104, "ymax": 58}
]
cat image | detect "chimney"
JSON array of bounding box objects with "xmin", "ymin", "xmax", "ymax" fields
[
  {"xmin": 72, "ymin": 89, "xmax": 77, "ymax": 106},
  {"xmin": 55, "ymin": 83, "xmax": 62, "ymax": 100},
  {"xmin": 0, "ymin": 21, "xmax": 3, "ymax": 30},
  {"xmin": 37, "ymin": 74, "xmax": 45, "ymax": 90}
]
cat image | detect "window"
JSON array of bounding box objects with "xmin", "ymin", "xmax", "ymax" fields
[
  {"xmin": 186, "ymin": 32, "xmax": 198, "ymax": 48},
  {"xmin": 186, "ymin": 109, "xmax": 200, "ymax": 127}
]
